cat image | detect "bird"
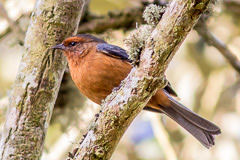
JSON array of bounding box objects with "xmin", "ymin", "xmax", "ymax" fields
[{"xmin": 51, "ymin": 34, "xmax": 221, "ymax": 148}]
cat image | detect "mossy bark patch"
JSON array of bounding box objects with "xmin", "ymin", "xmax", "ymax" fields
[{"xmin": 0, "ymin": 0, "xmax": 85, "ymax": 159}]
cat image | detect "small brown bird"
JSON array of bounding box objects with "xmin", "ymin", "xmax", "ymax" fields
[{"xmin": 51, "ymin": 34, "xmax": 221, "ymax": 148}]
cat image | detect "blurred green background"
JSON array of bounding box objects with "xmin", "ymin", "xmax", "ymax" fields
[{"xmin": 0, "ymin": 0, "xmax": 240, "ymax": 160}]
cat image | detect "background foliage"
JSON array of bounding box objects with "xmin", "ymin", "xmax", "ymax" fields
[{"xmin": 0, "ymin": 0, "xmax": 239, "ymax": 159}]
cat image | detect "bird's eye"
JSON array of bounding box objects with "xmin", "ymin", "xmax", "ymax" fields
[{"xmin": 69, "ymin": 41, "xmax": 77, "ymax": 47}]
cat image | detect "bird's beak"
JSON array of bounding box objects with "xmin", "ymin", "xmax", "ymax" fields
[{"xmin": 50, "ymin": 43, "xmax": 66, "ymax": 50}]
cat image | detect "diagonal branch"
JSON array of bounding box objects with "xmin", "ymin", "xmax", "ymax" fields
[
  {"xmin": 195, "ymin": 22, "xmax": 240, "ymax": 74},
  {"xmin": 0, "ymin": 1, "xmax": 25, "ymax": 44},
  {"xmin": 72, "ymin": 0, "xmax": 212, "ymax": 159}
]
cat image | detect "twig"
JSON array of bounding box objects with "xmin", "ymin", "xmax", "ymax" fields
[
  {"xmin": 195, "ymin": 22, "xmax": 240, "ymax": 74},
  {"xmin": 0, "ymin": 2, "xmax": 25, "ymax": 44}
]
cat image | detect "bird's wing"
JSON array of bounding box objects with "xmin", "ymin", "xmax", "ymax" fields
[
  {"xmin": 164, "ymin": 81, "xmax": 178, "ymax": 97},
  {"xmin": 97, "ymin": 43, "xmax": 178, "ymax": 96},
  {"xmin": 96, "ymin": 43, "xmax": 131, "ymax": 62}
]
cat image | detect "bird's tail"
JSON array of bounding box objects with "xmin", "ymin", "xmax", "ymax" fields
[{"xmin": 147, "ymin": 92, "xmax": 221, "ymax": 148}]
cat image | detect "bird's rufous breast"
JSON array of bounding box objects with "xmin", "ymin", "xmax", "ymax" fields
[{"xmin": 68, "ymin": 47, "xmax": 132, "ymax": 104}]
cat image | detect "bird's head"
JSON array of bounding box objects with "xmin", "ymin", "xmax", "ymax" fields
[{"xmin": 51, "ymin": 34, "xmax": 106, "ymax": 57}]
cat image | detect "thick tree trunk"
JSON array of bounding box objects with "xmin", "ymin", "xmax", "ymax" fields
[
  {"xmin": 73, "ymin": 0, "xmax": 212, "ymax": 159},
  {"xmin": 0, "ymin": 0, "xmax": 85, "ymax": 159}
]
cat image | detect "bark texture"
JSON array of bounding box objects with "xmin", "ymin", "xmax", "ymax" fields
[
  {"xmin": 73, "ymin": 0, "xmax": 212, "ymax": 159},
  {"xmin": 0, "ymin": 0, "xmax": 85, "ymax": 159}
]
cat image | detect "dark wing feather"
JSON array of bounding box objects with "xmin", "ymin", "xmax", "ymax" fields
[
  {"xmin": 164, "ymin": 81, "xmax": 178, "ymax": 97},
  {"xmin": 97, "ymin": 43, "xmax": 131, "ymax": 62}
]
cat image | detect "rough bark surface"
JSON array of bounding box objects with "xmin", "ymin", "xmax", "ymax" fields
[
  {"xmin": 0, "ymin": 0, "xmax": 85, "ymax": 159},
  {"xmin": 73, "ymin": 0, "xmax": 212, "ymax": 159}
]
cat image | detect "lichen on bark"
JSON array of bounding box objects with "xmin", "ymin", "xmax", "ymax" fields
[
  {"xmin": 73, "ymin": 0, "xmax": 213, "ymax": 159},
  {"xmin": 0, "ymin": 0, "xmax": 85, "ymax": 159}
]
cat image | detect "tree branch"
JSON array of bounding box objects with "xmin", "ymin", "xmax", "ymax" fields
[
  {"xmin": 77, "ymin": 0, "xmax": 169, "ymax": 34},
  {"xmin": 0, "ymin": 0, "xmax": 85, "ymax": 159},
  {"xmin": 79, "ymin": 3, "xmax": 240, "ymax": 75},
  {"xmin": 72, "ymin": 0, "xmax": 212, "ymax": 159},
  {"xmin": 78, "ymin": 7, "xmax": 144, "ymax": 34},
  {"xmin": 195, "ymin": 22, "xmax": 240, "ymax": 74},
  {"xmin": 0, "ymin": 1, "xmax": 25, "ymax": 44},
  {"xmin": 222, "ymin": 0, "xmax": 240, "ymax": 16}
]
